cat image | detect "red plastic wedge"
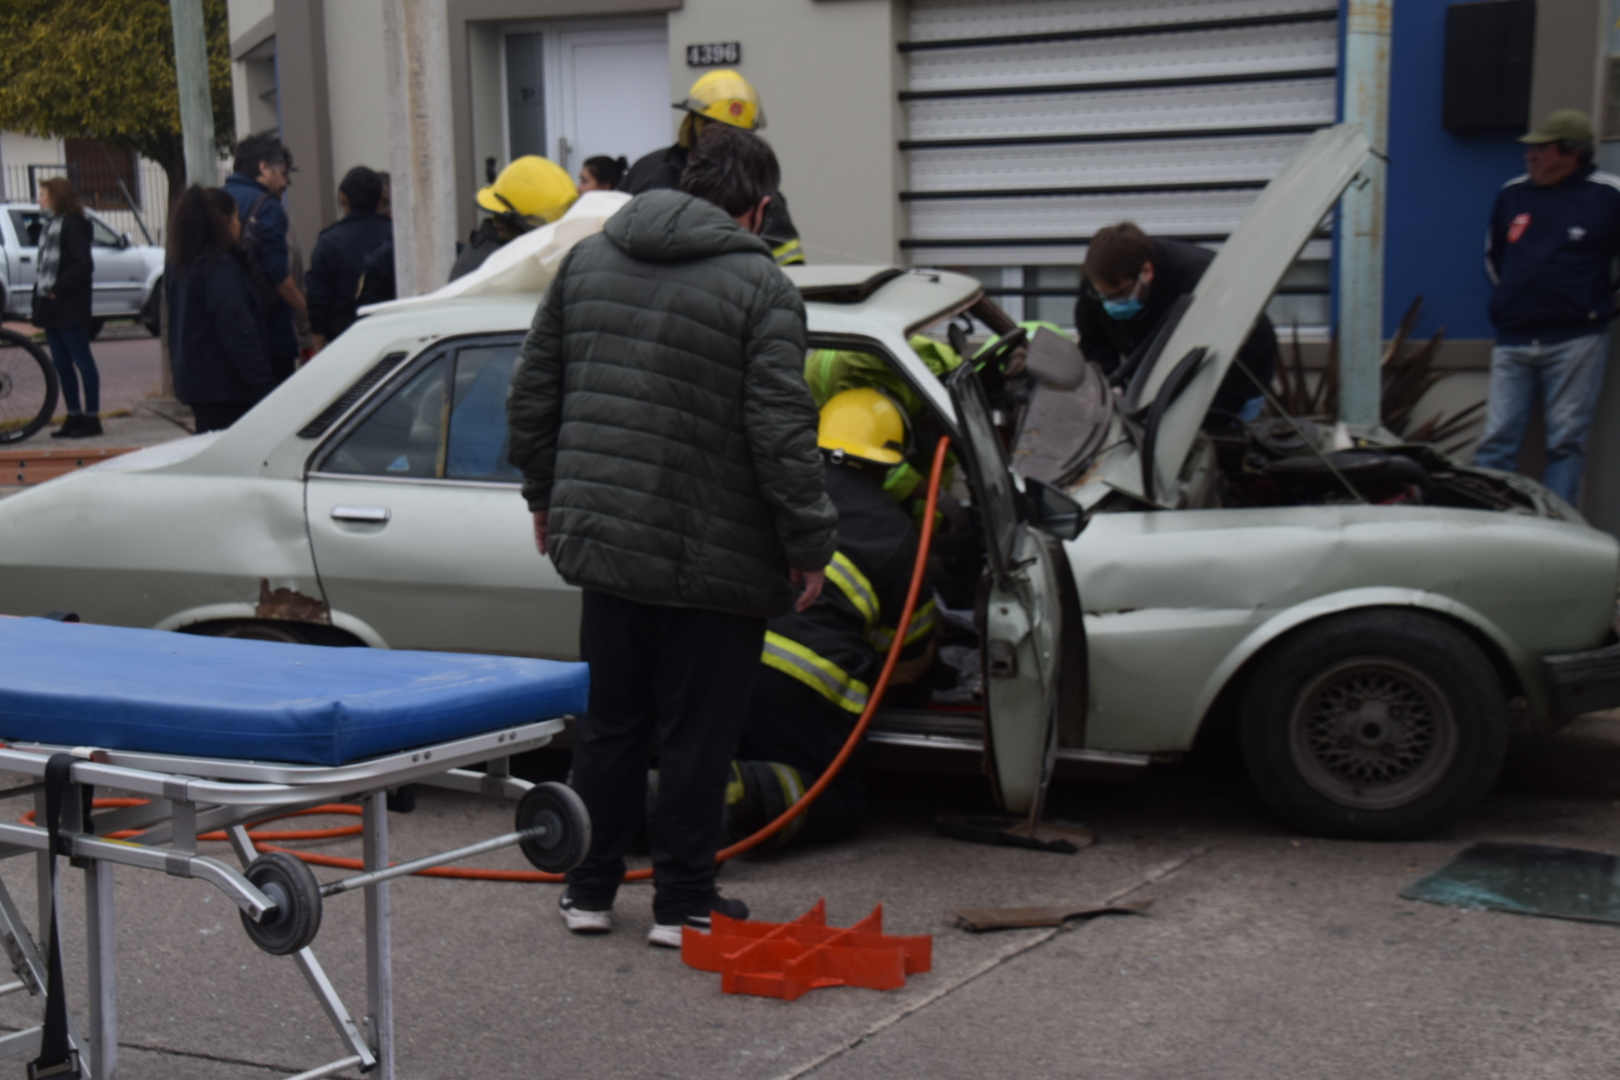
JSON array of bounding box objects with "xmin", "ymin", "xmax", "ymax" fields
[{"xmin": 681, "ymin": 899, "xmax": 932, "ymax": 1001}]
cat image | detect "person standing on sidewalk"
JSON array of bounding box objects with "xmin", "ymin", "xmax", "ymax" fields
[
  {"xmin": 31, "ymin": 177, "xmax": 101, "ymax": 438},
  {"xmin": 306, "ymin": 166, "xmax": 393, "ymax": 351},
  {"xmin": 507, "ymin": 123, "xmax": 835, "ymax": 948},
  {"xmin": 166, "ymin": 187, "xmax": 276, "ymax": 433},
  {"xmin": 224, "ymin": 135, "xmax": 305, "ymax": 384},
  {"xmin": 1476, "ymin": 110, "xmax": 1620, "ymax": 505}
]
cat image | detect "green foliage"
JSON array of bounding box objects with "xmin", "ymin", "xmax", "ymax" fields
[{"xmin": 0, "ymin": 0, "xmax": 235, "ymax": 185}]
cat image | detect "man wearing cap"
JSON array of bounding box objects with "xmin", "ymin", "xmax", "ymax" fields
[{"xmin": 1476, "ymin": 110, "xmax": 1620, "ymax": 504}]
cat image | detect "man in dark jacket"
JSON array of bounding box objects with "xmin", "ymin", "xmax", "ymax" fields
[
  {"xmin": 622, "ymin": 69, "xmax": 804, "ymax": 267},
  {"xmin": 508, "ymin": 124, "xmax": 836, "ymax": 948},
  {"xmin": 1075, "ymin": 222, "xmax": 1277, "ymax": 420},
  {"xmin": 1475, "ymin": 110, "xmax": 1620, "ymax": 505},
  {"xmin": 306, "ymin": 166, "xmax": 392, "ymax": 350},
  {"xmin": 224, "ymin": 135, "xmax": 305, "ymax": 382}
]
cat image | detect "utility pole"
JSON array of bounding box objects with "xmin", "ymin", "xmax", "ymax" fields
[
  {"xmin": 169, "ymin": 0, "xmax": 216, "ymax": 189},
  {"xmin": 1336, "ymin": 0, "xmax": 1393, "ymax": 431},
  {"xmin": 382, "ymin": 0, "xmax": 458, "ymax": 298}
]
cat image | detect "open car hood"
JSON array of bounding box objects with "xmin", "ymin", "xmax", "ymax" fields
[{"xmin": 1090, "ymin": 124, "xmax": 1372, "ymax": 505}]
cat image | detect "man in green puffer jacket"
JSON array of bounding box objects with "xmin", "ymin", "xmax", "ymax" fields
[{"xmin": 508, "ymin": 124, "xmax": 837, "ymax": 949}]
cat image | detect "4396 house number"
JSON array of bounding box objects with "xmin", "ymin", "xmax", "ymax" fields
[{"xmin": 687, "ymin": 42, "xmax": 741, "ymax": 66}]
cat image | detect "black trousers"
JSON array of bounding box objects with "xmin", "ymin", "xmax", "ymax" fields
[
  {"xmin": 738, "ymin": 666, "xmax": 867, "ymax": 847},
  {"xmin": 567, "ymin": 589, "xmax": 764, "ymax": 921},
  {"xmin": 191, "ymin": 401, "xmax": 253, "ymax": 433}
]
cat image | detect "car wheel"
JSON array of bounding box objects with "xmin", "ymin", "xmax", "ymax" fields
[
  {"xmin": 1240, "ymin": 609, "xmax": 1506, "ymax": 839},
  {"xmin": 181, "ymin": 619, "xmax": 364, "ymax": 647},
  {"xmin": 87, "ymin": 318, "xmax": 104, "ymax": 341}
]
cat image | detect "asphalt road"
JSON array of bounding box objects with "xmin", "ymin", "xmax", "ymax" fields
[{"xmin": 1, "ymin": 730, "xmax": 1617, "ymax": 1080}]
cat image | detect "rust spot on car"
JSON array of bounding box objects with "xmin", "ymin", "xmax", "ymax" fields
[{"xmin": 257, "ymin": 580, "xmax": 331, "ymax": 624}]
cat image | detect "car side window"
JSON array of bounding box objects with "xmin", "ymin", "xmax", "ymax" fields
[
  {"xmin": 445, "ymin": 343, "xmax": 522, "ymax": 482},
  {"xmin": 320, "ymin": 355, "xmax": 450, "ymax": 478},
  {"xmin": 9, "ymin": 211, "xmax": 42, "ymax": 247},
  {"xmin": 89, "ymin": 217, "xmax": 121, "ymax": 247}
]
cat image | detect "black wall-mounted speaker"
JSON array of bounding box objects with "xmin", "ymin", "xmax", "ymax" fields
[{"xmin": 1443, "ymin": 0, "xmax": 1536, "ymax": 134}]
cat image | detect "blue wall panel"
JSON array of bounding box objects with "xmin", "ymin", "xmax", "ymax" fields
[{"xmin": 1381, "ymin": 0, "xmax": 1527, "ymax": 341}]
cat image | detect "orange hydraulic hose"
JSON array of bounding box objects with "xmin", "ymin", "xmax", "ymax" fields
[{"xmin": 33, "ymin": 437, "xmax": 952, "ymax": 884}]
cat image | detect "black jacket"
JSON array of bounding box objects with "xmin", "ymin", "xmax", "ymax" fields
[
  {"xmin": 30, "ymin": 213, "xmax": 93, "ymax": 329},
  {"xmin": 763, "ymin": 462, "xmax": 921, "ymax": 707},
  {"xmin": 622, "ymin": 143, "xmax": 804, "ymax": 266},
  {"xmin": 306, "ymin": 211, "xmax": 393, "ymax": 338},
  {"xmin": 356, "ymin": 240, "xmax": 396, "ymax": 307},
  {"xmin": 1486, "ymin": 165, "xmax": 1620, "ymax": 344},
  {"xmin": 449, "ymin": 219, "xmax": 513, "ymax": 281},
  {"xmin": 507, "ymin": 189, "xmax": 836, "ymax": 619},
  {"xmin": 1075, "ymin": 238, "xmax": 1277, "ymax": 417},
  {"xmin": 167, "ymin": 248, "xmax": 277, "ymax": 406}
]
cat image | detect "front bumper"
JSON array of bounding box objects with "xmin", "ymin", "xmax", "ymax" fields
[{"xmin": 1543, "ymin": 640, "xmax": 1620, "ymax": 719}]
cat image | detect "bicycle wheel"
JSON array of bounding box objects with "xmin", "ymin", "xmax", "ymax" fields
[{"xmin": 0, "ymin": 329, "xmax": 59, "ymax": 444}]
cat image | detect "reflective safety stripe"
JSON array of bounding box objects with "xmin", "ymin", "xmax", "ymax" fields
[
  {"xmin": 825, "ymin": 551, "xmax": 878, "ymax": 629},
  {"xmin": 883, "ymin": 462, "xmax": 922, "ymax": 501},
  {"xmin": 773, "ymin": 238, "xmax": 805, "ymax": 266},
  {"xmin": 867, "ymin": 598, "xmax": 938, "ymax": 652},
  {"xmin": 761, "ymin": 632, "xmax": 870, "ymax": 714},
  {"xmin": 768, "ymin": 762, "xmax": 808, "ymax": 845}
]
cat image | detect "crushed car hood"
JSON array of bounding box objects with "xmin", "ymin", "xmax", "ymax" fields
[{"xmin": 1090, "ymin": 124, "xmax": 1372, "ymax": 506}]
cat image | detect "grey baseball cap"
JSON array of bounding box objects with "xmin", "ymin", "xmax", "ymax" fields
[{"xmin": 1520, "ymin": 110, "xmax": 1595, "ymax": 144}]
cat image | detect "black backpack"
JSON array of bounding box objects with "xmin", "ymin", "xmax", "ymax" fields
[{"xmin": 238, "ymin": 192, "xmax": 282, "ymax": 308}]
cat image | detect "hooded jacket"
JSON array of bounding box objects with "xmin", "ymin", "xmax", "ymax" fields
[{"xmin": 507, "ymin": 189, "xmax": 836, "ymax": 619}]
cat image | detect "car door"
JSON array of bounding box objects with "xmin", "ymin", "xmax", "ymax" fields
[
  {"xmin": 84, "ymin": 211, "xmax": 146, "ymax": 315},
  {"xmin": 6, "ymin": 208, "xmax": 43, "ymax": 316},
  {"xmin": 305, "ymin": 336, "xmax": 581, "ymax": 658},
  {"xmin": 947, "ymin": 363, "xmax": 1071, "ymax": 814}
]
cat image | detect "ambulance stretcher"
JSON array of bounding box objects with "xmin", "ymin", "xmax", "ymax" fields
[{"xmin": 0, "ymin": 617, "xmax": 592, "ymax": 1080}]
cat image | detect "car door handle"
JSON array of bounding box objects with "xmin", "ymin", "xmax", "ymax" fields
[
  {"xmin": 19, "ymin": 256, "xmax": 29, "ymax": 264},
  {"xmin": 331, "ymin": 506, "xmax": 390, "ymax": 524}
]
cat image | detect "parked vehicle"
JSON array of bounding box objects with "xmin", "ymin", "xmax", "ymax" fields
[
  {"xmin": 0, "ymin": 127, "xmax": 1616, "ymax": 839},
  {"xmin": 0, "ymin": 202, "xmax": 165, "ymax": 336}
]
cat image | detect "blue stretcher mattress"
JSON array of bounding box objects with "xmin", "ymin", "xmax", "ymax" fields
[{"xmin": 0, "ymin": 618, "xmax": 590, "ymax": 766}]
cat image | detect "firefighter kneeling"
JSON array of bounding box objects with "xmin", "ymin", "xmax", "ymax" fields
[{"xmin": 723, "ymin": 388, "xmax": 938, "ymax": 850}]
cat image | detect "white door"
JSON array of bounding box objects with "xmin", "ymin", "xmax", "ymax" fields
[
  {"xmin": 554, "ymin": 26, "xmax": 671, "ymax": 175},
  {"xmin": 503, "ymin": 19, "xmax": 671, "ymax": 178},
  {"xmin": 85, "ymin": 211, "xmax": 147, "ymax": 315}
]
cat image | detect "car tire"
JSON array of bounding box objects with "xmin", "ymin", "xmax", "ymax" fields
[{"xmin": 1240, "ymin": 609, "xmax": 1506, "ymax": 839}]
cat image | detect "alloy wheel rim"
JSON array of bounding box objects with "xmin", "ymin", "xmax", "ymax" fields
[{"xmin": 1287, "ymin": 657, "xmax": 1457, "ymax": 810}]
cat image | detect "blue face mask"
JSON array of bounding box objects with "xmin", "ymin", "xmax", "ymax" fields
[{"xmin": 1102, "ymin": 294, "xmax": 1143, "ymax": 320}]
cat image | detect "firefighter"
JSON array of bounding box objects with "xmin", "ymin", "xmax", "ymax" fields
[
  {"xmin": 621, "ymin": 69, "xmax": 804, "ymax": 267},
  {"xmin": 724, "ymin": 389, "xmax": 939, "ymax": 849},
  {"xmin": 449, "ymin": 155, "xmax": 578, "ymax": 281}
]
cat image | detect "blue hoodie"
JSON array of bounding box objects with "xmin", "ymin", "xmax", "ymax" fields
[{"xmin": 1486, "ymin": 164, "xmax": 1620, "ymax": 345}]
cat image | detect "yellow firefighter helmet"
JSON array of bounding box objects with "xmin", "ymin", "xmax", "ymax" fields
[
  {"xmin": 476, "ymin": 156, "xmax": 578, "ymax": 223},
  {"xmin": 818, "ymin": 388, "xmax": 908, "ymax": 465},
  {"xmin": 677, "ymin": 69, "xmax": 763, "ymax": 131}
]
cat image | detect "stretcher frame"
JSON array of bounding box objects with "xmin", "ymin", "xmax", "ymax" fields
[{"xmin": 0, "ymin": 715, "xmax": 569, "ymax": 1080}]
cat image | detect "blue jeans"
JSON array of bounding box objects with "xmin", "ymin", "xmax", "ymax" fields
[
  {"xmin": 1473, "ymin": 332, "xmax": 1609, "ymax": 505},
  {"xmin": 43, "ymin": 326, "xmax": 100, "ymax": 416}
]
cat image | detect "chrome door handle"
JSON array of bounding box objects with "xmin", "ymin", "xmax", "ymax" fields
[{"xmin": 331, "ymin": 506, "xmax": 390, "ymax": 524}]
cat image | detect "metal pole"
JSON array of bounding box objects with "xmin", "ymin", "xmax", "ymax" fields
[
  {"xmin": 84, "ymin": 861, "xmax": 117, "ymax": 1079},
  {"xmin": 381, "ymin": 0, "xmax": 459, "ymax": 298},
  {"xmin": 1336, "ymin": 0, "xmax": 1393, "ymax": 430},
  {"xmin": 363, "ymin": 793, "xmax": 394, "ymax": 1080},
  {"xmin": 168, "ymin": 0, "xmax": 217, "ymax": 189}
]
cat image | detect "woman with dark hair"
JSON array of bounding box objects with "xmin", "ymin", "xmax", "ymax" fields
[
  {"xmin": 31, "ymin": 177, "xmax": 101, "ymax": 438},
  {"xmin": 166, "ymin": 186, "xmax": 276, "ymax": 433},
  {"xmin": 579, "ymin": 155, "xmax": 628, "ymax": 192}
]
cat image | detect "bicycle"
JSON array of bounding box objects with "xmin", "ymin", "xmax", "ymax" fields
[{"xmin": 0, "ymin": 327, "xmax": 59, "ymax": 444}]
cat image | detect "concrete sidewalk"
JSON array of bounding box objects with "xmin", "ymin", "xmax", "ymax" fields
[{"xmin": 1, "ymin": 735, "xmax": 1618, "ymax": 1080}]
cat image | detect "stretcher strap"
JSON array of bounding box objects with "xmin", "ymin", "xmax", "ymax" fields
[{"xmin": 30, "ymin": 754, "xmax": 80, "ymax": 1080}]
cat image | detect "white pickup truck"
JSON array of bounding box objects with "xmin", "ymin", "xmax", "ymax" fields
[{"xmin": 0, "ymin": 201, "xmax": 165, "ymax": 336}]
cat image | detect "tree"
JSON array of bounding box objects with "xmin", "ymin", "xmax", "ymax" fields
[{"xmin": 0, "ymin": 0, "xmax": 234, "ymax": 203}]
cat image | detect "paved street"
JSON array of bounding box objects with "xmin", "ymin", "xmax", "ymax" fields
[{"xmin": 2, "ymin": 726, "xmax": 1617, "ymax": 1080}]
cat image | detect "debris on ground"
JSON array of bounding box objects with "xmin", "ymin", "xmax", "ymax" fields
[
  {"xmin": 951, "ymin": 899, "xmax": 1153, "ymax": 932},
  {"xmin": 1401, "ymin": 841, "xmax": 1620, "ymax": 924}
]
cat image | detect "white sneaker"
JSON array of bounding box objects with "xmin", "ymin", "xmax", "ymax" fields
[
  {"xmin": 648, "ymin": 894, "xmax": 748, "ymax": 948},
  {"xmin": 559, "ymin": 893, "xmax": 612, "ymax": 934}
]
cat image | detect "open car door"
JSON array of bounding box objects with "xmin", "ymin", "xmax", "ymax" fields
[{"xmin": 946, "ymin": 364, "xmax": 1073, "ymax": 814}]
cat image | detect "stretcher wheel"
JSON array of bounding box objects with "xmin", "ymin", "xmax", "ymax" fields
[
  {"xmin": 240, "ymin": 852, "xmax": 323, "ymax": 956},
  {"xmin": 516, "ymin": 782, "xmax": 591, "ymax": 874}
]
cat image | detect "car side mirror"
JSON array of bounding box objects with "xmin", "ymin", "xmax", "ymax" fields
[
  {"xmin": 1021, "ymin": 477, "xmax": 1084, "ymax": 541},
  {"xmin": 119, "ymin": 233, "xmax": 131, "ymax": 249}
]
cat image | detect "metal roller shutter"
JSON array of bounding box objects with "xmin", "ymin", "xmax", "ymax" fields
[{"xmin": 901, "ymin": 0, "xmax": 1339, "ymax": 326}]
